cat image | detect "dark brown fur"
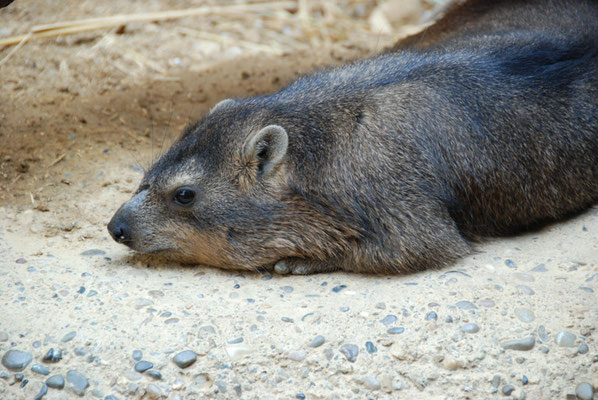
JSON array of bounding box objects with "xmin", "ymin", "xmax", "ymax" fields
[{"xmin": 108, "ymin": 0, "xmax": 598, "ymax": 274}]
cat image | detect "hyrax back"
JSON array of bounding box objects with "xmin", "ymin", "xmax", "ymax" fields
[{"xmin": 108, "ymin": 0, "xmax": 598, "ymax": 274}]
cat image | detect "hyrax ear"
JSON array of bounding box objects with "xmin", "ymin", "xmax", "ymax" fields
[
  {"xmin": 209, "ymin": 98, "xmax": 236, "ymax": 114},
  {"xmin": 243, "ymin": 125, "xmax": 288, "ymax": 176}
]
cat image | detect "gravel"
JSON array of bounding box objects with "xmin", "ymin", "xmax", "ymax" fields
[
  {"xmin": 67, "ymin": 370, "xmax": 89, "ymax": 396},
  {"xmin": 46, "ymin": 374, "xmax": 65, "ymax": 389},
  {"xmin": 42, "ymin": 348, "xmax": 63, "ymax": 363},
  {"xmin": 31, "ymin": 363, "xmax": 50, "ymax": 375},
  {"xmin": 555, "ymin": 331, "xmax": 576, "ymax": 347},
  {"xmin": 501, "ymin": 336, "xmax": 535, "ymax": 351},
  {"xmin": 310, "ymin": 335, "xmax": 325, "ymax": 348},
  {"xmin": 34, "ymin": 383, "xmax": 48, "ymax": 400},
  {"xmin": 134, "ymin": 360, "xmax": 153, "ymax": 372},
  {"xmin": 173, "ymin": 350, "xmax": 197, "ymax": 368},
  {"xmin": 340, "ymin": 344, "xmax": 359, "ymax": 362},
  {"xmin": 1, "ymin": 350, "xmax": 33, "ymax": 371},
  {"xmin": 575, "ymin": 382, "xmax": 594, "ymax": 400},
  {"xmin": 460, "ymin": 323, "xmax": 480, "ymax": 333}
]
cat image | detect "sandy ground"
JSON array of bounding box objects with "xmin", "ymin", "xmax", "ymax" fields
[{"xmin": 1, "ymin": 1, "xmax": 597, "ymax": 399}]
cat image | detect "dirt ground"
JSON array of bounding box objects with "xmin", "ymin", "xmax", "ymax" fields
[{"xmin": 1, "ymin": 1, "xmax": 597, "ymax": 399}]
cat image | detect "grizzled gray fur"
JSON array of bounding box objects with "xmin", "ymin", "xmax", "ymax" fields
[{"xmin": 108, "ymin": 0, "xmax": 598, "ymax": 274}]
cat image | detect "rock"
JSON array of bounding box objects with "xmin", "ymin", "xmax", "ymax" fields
[
  {"xmin": 289, "ymin": 351, "xmax": 307, "ymax": 362},
  {"xmin": 456, "ymin": 301, "xmax": 477, "ymax": 310},
  {"xmin": 42, "ymin": 348, "xmax": 63, "ymax": 363},
  {"xmin": 387, "ymin": 327, "xmax": 405, "ymax": 334},
  {"xmin": 425, "ymin": 311, "xmax": 438, "ymax": 320},
  {"xmin": 381, "ymin": 315, "xmax": 398, "ymax": 326},
  {"xmin": 132, "ymin": 350, "xmax": 142, "ymax": 361},
  {"xmin": 538, "ymin": 325, "xmax": 550, "ymax": 342},
  {"xmin": 514, "ymin": 308, "xmax": 535, "ymax": 323},
  {"xmin": 34, "ymin": 383, "xmax": 48, "ymax": 400},
  {"xmin": 502, "ymin": 385, "xmax": 515, "ymax": 395},
  {"xmin": 575, "ymin": 382, "xmax": 594, "ymax": 400},
  {"xmin": 134, "ymin": 360, "xmax": 153, "ymax": 372},
  {"xmin": 365, "ymin": 376, "xmax": 381, "ymax": 390},
  {"xmin": 1, "ymin": 350, "xmax": 33, "ymax": 371},
  {"xmin": 225, "ymin": 345, "xmax": 251, "ymax": 360},
  {"xmin": 67, "ymin": 370, "xmax": 89, "ymax": 396},
  {"xmin": 31, "ymin": 363, "xmax": 50, "ymax": 375},
  {"xmin": 555, "ymin": 331, "xmax": 576, "ymax": 347},
  {"xmin": 80, "ymin": 249, "xmax": 105, "ymax": 256},
  {"xmin": 147, "ymin": 384, "xmax": 162, "ymax": 399},
  {"xmin": 46, "ymin": 374, "xmax": 65, "ymax": 389},
  {"xmin": 505, "ymin": 259, "xmax": 517, "ymax": 268},
  {"xmin": 501, "ymin": 336, "xmax": 535, "ymax": 351},
  {"xmin": 332, "ymin": 285, "xmax": 347, "ymax": 293},
  {"xmin": 577, "ymin": 343, "xmax": 589, "ymax": 354},
  {"xmin": 310, "ymin": 335, "xmax": 325, "ymax": 348},
  {"xmin": 146, "ymin": 370, "xmax": 162, "ymax": 380},
  {"xmin": 173, "ymin": 350, "xmax": 197, "ymax": 368},
  {"xmin": 340, "ymin": 344, "xmax": 359, "ymax": 362},
  {"xmin": 460, "ymin": 323, "xmax": 480, "ymax": 333},
  {"xmin": 365, "ymin": 341, "xmax": 377, "ymax": 353}
]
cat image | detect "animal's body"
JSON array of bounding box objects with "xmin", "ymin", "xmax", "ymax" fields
[{"xmin": 108, "ymin": 0, "xmax": 598, "ymax": 274}]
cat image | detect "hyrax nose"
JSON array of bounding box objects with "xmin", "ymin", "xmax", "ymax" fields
[{"xmin": 107, "ymin": 213, "xmax": 131, "ymax": 244}]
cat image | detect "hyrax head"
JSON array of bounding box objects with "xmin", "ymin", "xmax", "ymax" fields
[{"xmin": 107, "ymin": 98, "xmax": 295, "ymax": 270}]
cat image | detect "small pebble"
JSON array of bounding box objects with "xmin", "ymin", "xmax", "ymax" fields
[
  {"xmin": 31, "ymin": 363, "xmax": 50, "ymax": 375},
  {"xmin": 80, "ymin": 249, "xmax": 105, "ymax": 256},
  {"xmin": 456, "ymin": 301, "xmax": 477, "ymax": 310},
  {"xmin": 46, "ymin": 374, "xmax": 65, "ymax": 389},
  {"xmin": 91, "ymin": 388, "xmax": 103, "ymax": 398},
  {"xmin": 146, "ymin": 370, "xmax": 162, "ymax": 380},
  {"xmin": 375, "ymin": 302, "xmax": 386, "ymax": 310},
  {"xmin": 227, "ymin": 337, "xmax": 243, "ymax": 344},
  {"xmin": 365, "ymin": 376, "xmax": 381, "ymax": 390},
  {"xmin": 505, "ymin": 259, "xmax": 517, "ymax": 268},
  {"xmin": 502, "ymin": 385, "xmax": 515, "ymax": 395},
  {"xmin": 134, "ymin": 360, "xmax": 153, "ymax": 372},
  {"xmin": 340, "ymin": 344, "xmax": 359, "ymax": 362},
  {"xmin": 460, "ymin": 323, "xmax": 480, "ymax": 333},
  {"xmin": 289, "ymin": 351, "xmax": 307, "ymax": 362},
  {"xmin": 501, "ymin": 336, "xmax": 535, "ymax": 351},
  {"xmin": 514, "ymin": 308, "xmax": 535, "ymax": 323},
  {"xmin": 522, "ymin": 375, "xmax": 528, "ymax": 385},
  {"xmin": 387, "ymin": 327, "xmax": 404, "ymax": 334},
  {"xmin": 74, "ymin": 348, "xmax": 88, "ymax": 356},
  {"xmin": 281, "ymin": 286, "xmax": 294, "ymax": 293},
  {"xmin": 0, "ymin": 332, "xmax": 8, "ymax": 342},
  {"xmin": 425, "ymin": 311, "xmax": 438, "ymax": 321},
  {"xmin": 296, "ymin": 393, "xmax": 306, "ymax": 400},
  {"xmin": 132, "ymin": 350, "xmax": 142, "ymax": 361},
  {"xmin": 281, "ymin": 317, "xmax": 294, "ymax": 323},
  {"xmin": 332, "ymin": 285, "xmax": 347, "ymax": 293},
  {"xmin": 575, "ymin": 382, "xmax": 594, "ymax": 400},
  {"xmin": 147, "ymin": 384, "xmax": 162, "ymax": 399},
  {"xmin": 34, "ymin": 383, "xmax": 48, "ymax": 400},
  {"xmin": 173, "ymin": 350, "xmax": 197, "ymax": 368},
  {"xmin": 365, "ymin": 341, "xmax": 377, "ymax": 353},
  {"xmin": 531, "ymin": 264, "xmax": 547, "ymax": 272},
  {"xmin": 577, "ymin": 343, "xmax": 589, "ymax": 354},
  {"xmin": 555, "ymin": 331, "xmax": 576, "ymax": 347},
  {"xmin": 381, "ymin": 315, "xmax": 398, "ymax": 326},
  {"xmin": 1, "ymin": 350, "xmax": 33, "ymax": 371},
  {"xmin": 538, "ymin": 325, "xmax": 550, "ymax": 342},
  {"xmin": 67, "ymin": 370, "xmax": 89, "ymax": 396},
  {"xmin": 310, "ymin": 335, "xmax": 325, "ymax": 348},
  {"xmin": 42, "ymin": 348, "xmax": 63, "ymax": 363}
]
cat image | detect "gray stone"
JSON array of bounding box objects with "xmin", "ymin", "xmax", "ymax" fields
[
  {"xmin": 502, "ymin": 385, "xmax": 515, "ymax": 396},
  {"xmin": 340, "ymin": 344, "xmax": 359, "ymax": 362},
  {"xmin": 1, "ymin": 350, "xmax": 33, "ymax": 371},
  {"xmin": 514, "ymin": 308, "xmax": 535, "ymax": 323},
  {"xmin": 34, "ymin": 383, "xmax": 48, "ymax": 400},
  {"xmin": 578, "ymin": 343, "xmax": 589, "ymax": 354},
  {"xmin": 538, "ymin": 325, "xmax": 550, "ymax": 342},
  {"xmin": 0, "ymin": 332, "xmax": 8, "ymax": 342},
  {"xmin": 80, "ymin": 249, "xmax": 105, "ymax": 256},
  {"xmin": 31, "ymin": 363, "xmax": 50, "ymax": 375},
  {"xmin": 132, "ymin": 350, "xmax": 142, "ymax": 361},
  {"xmin": 381, "ymin": 315, "xmax": 398, "ymax": 326},
  {"xmin": 147, "ymin": 384, "xmax": 162, "ymax": 399},
  {"xmin": 501, "ymin": 336, "xmax": 535, "ymax": 351},
  {"xmin": 46, "ymin": 374, "xmax": 65, "ymax": 389},
  {"xmin": 425, "ymin": 311, "xmax": 438, "ymax": 320},
  {"xmin": 460, "ymin": 323, "xmax": 480, "ymax": 333},
  {"xmin": 67, "ymin": 370, "xmax": 89, "ymax": 396},
  {"xmin": 555, "ymin": 331, "xmax": 576, "ymax": 347},
  {"xmin": 289, "ymin": 351, "xmax": 307, "ymax": 362},
  {"xmin": 62, "ymin": 331, "xmax": 77, "ymax": 343},
  {"xmin": 365, "ymin": 376, "xmax": 381, "ymax": 390},
  {"xmin": 387, "ymin": 327, "xmax": 405, "ymax": 334},
  {"xmin": 42, "ymin": 348, "xmax": 62, "ymax": 363},
  {"xmin": 173, "ymin": 350, "xmax": 197, "ymax": 368},
  {"xmin": 146, "ymin": 370, "xmax": 162, "ymax": 380},
  {"xmin": 575, "ymin": 382, "xmax": 594, "ymax": 400},
  {"xmin": 310, "ymin": 335, "xmax": 325, "ymax": 348},
  {"xmin": 365, "ymin": 341, "xmax": 377, "ymax": 353},
  {"xmin": 134, "ymin": 360, "xmax": 153, "ymax": 372},
  {"xmin": 456, "ymin": 301, "xmax": 477, "ymax": 310}
]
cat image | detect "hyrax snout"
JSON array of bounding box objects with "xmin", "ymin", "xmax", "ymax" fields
[{"xmin": 108, "ymin": 0, "xmax": 598, "ymax": 274}]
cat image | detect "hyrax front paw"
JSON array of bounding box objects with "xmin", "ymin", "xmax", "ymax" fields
[{"xmin": 273, "ymin": 259, "xmax": 322, "ymax": 275}]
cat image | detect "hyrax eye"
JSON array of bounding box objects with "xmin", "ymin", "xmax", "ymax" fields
[{"xmin": 173, "ymin": 187, "xmax": 196, "ymax": 206}]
